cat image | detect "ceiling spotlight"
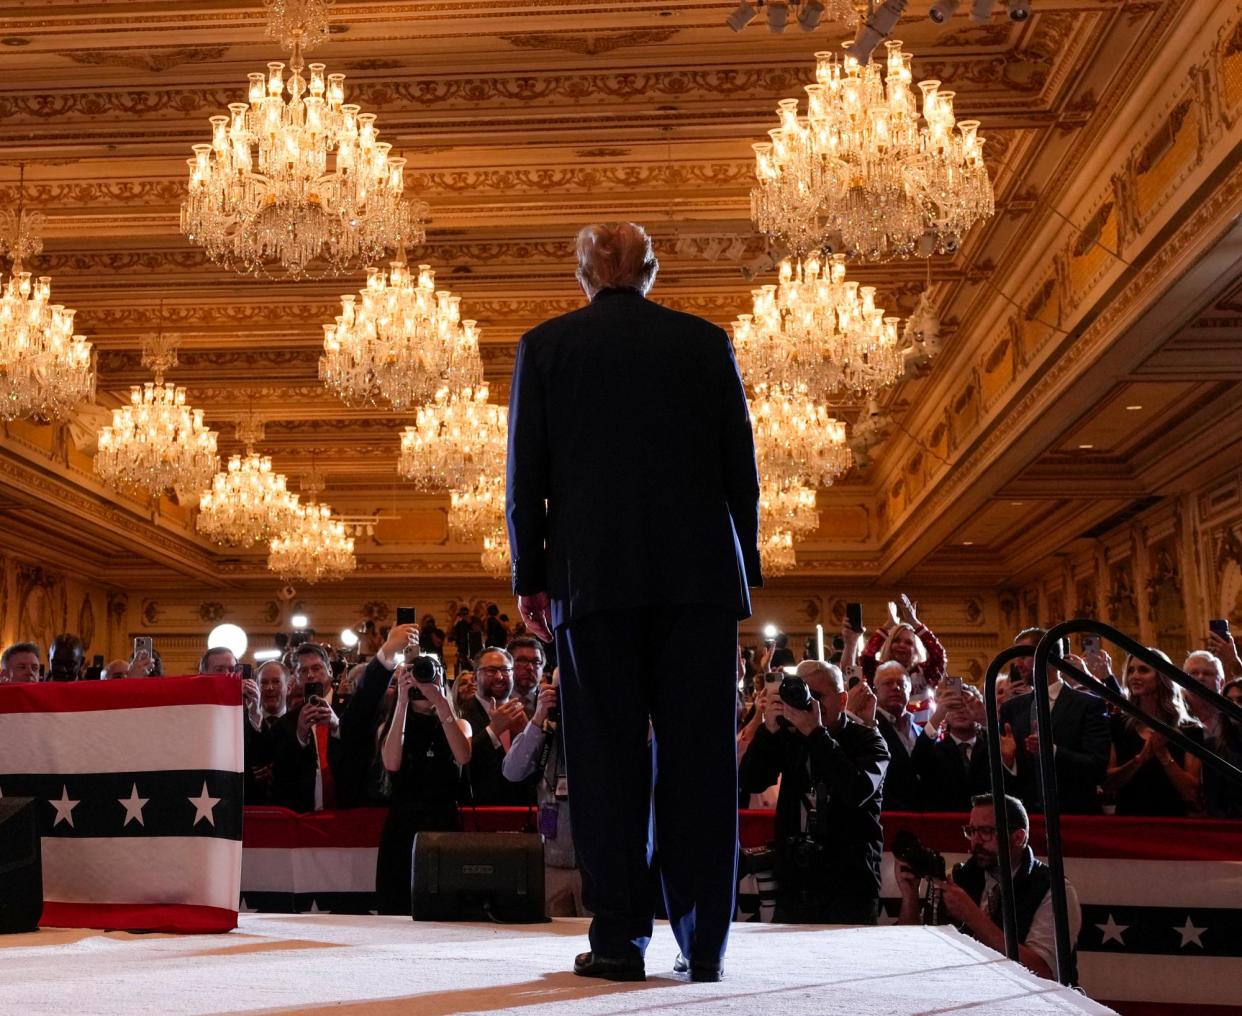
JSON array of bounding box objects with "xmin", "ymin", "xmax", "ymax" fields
[
  {"xmin": 701, "ymin": 236, "xmax": 725, "ymax": 260},
  {"xmin": 726, "ymin": 1, "xmax": 758, "ymax": 31},
  {"xmin": 798, "ymin": 0, "xmax": 826, "ymax": 31},
  {"xmin": 741, "ymin": 252, "xmax": 776, "ymax": 280},
  {"xmin": 971, "ymin": 0, "xmax": 995, "ymax": 23},
  {"xmin": 674, "ymin": 234, "xmax": 696, "ymax": 256},
  {"xmin": 767, "ymin": 1, "xmax": 789, "ymax": 33},
  {"xmin": 929, "ymin": 0, "xmax": 961, "ymax": 23},
  {"xmin": 845, "ymin": 0, "xmax": 907, "ymax": 62},
  {"xmin": 290, "ymin": 613, "xmax": 308, "ymax": 629},
  {"xmin": 723, "ymin": 236, "xmax": 748, "ymax": 260},
  {"xmin": 1005, "ymin": 0, "xmax": 1031, "ymax": 20}
]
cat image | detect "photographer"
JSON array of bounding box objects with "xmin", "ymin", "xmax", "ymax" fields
[
  {"xmin": 375, "ymin": 646, "xmax": 471, "ymax": 915},
  {"xmin": 739, "ymin": 660, "xmax": 889, "ymax": 924},
  {"xmin": 502, "ymin": 669, "xmax": 583, "ymax": 916},
  {"xmin": 896, "ymin": 793, "xmax": 1081, "ymax": 981}
]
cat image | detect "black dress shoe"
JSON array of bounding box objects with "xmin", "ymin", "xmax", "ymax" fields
[
  {"xmin": 674, "ymin": 953, "xmax": 723, "ymax": 982},
  {"xmin": 573, "ymin": 951, "xmax": 646, "ymax": 982}
]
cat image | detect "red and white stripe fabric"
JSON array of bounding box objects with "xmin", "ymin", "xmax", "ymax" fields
[{"xmin": 0, "ymin": 676, "xmax": 244, "ymax": 933}]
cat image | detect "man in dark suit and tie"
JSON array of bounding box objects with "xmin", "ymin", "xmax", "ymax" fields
[
  {"xmin": 911, "ymin": 689, "xmax": 992, "ymax": 812},
  {"xmin": 507, "ymin": 222, "xmax": 762, "ymax": 983},
  {"xmin": 1000, "ymin": 629, "xmax": 1110, "ymax": 814}
]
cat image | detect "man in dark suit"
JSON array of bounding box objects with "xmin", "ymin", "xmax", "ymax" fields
[
  {"xmin": 1000, "ymin": 629, "xmax": 1110, "ymax": 814},
  {"xmin": 271, "ymin": 629, "xmax": 415, "ymax": 812},
  {"xmin": 873, "ymin": 661, "xmax": 922, "ymax": 810},
  {"xmin": 507, "ymin": 222, "xmax": 762, "ymax": 983},
  {"xmin": 912, "ymin": 693, "xmax": 992, "ymax": 812}
]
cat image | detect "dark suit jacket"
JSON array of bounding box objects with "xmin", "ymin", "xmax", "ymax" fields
[
  {"xmin": 461, "ymin": 697, "xmax": 537, "ymax": 807},
  {"xmin": 506, "ymin": 287, "xmax": 762, "ymax": 627},
  {"xmin": 1001, "ymin": 683, "xmax": 1110, "ymax": 814},
  {"xmin": 271, "ymin": 654, "xmax": 395, "ymax": 813},
  {"xmin": 875, "ymin": 711, "xmax": 922, "ymax": 811},
  {"xmin": 911, "ymin": 731, "xmax": 992, "ymax": 812},
  {"xmin": 739, "ymin": 717, "xmax": 890, "ymax": 903}
]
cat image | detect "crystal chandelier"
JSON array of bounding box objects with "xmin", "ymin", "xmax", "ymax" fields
[
  {"xmin": 398, "ymin": 383, "xmax": 506, "ymax": 491},
  {"xmin": 0, "ymin": 168, "xmax": 95, "ymax": 422},
  {"xmin": 733, "ymin": 254, "xmax": 904, "ymax": 396},
  {"xmin": 180, "ymin": 0, "xmax": 422, "ymax": 278},
  {"xmin": 759, "ymin": 527, "xmax": 797, "ymax": 577},
  {"xmin": 320, "ymin": 258, "xmax": 483, "ymax": 410},
  {"xmin": 268, "ymin": 501, "xmax": 356, "ymax": 582},
  {"xmin": 751, "ymin": 40, "xmax": 993, "ymax": 260},
  {"xmin": 196, "ymin": 418, "xmax": 300, "ymax": 546},
  {"xmin": 95, "ymin": 326, "xmax": 219, "ymax": 499},
  {"xmin": 480, "ymin": 526, "xmax": 511, "ymax": 579},
  {"xmin": 760, "ymin": 479, "xmax": 819, "ymax": 538},
  {"xmin": 751, "ymin": 384, "xmax": 853, "ymax": 488},
  {"xmin": 447, "ymin": 474, "xmax": 505, "ymax": 543}
]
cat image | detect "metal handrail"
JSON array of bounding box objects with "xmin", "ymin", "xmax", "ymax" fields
[{"xmin": 983, "ymin": 621, "xmax": 1242, "ymax": 986}]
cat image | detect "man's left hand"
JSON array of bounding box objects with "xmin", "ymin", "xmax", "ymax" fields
[
  {"xmin": 241, "ymin": 678, "xmax": 259, "ymax": 709},
  {"xmin": 786, "ymin": 697, "xmax": 823, "ymax": 736},
  {"xmin": 518, "ymin": 591, "xmax": 553, "ymax": 643}
]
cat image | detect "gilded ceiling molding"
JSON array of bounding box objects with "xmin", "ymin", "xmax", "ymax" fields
[
  {"xmin": 498, "ymin": 29, "xmax": 681, "ymax": 57},
  {"xmin": 57, "ymin": 46, "xmax": 230, "ymax": 73}
]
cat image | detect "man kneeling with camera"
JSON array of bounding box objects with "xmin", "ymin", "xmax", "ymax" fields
[
  {"xmin": 739, "ymin": 660, "xmax": 889, "ymax": 924},
  {"xmin": 895, "ymin": 793, "xmax": 1082, "ymax": 980}
]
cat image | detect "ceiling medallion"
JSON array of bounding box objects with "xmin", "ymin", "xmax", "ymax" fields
[
  {"xmin": 320, "ymin": 257, "xmax": 483, "ymax": 410},
  {"xmin": 398, "ymin": 382, "xmax": 506, "ymax": 492},
  {"xmin": 733, "ymin": 253, "xmax": 905, "ymax": 397},
  {"xmin": 751, "ymin": 40, "xmax": 993, "ymax": 260},
  {"xmin": 196, "ymin": 417, "xmax": 300, "ymax": 547},
  {"xmin": 268, "ymin": 501, "xmax": 356, "ymax": 583},
  {"xmin": 181, "ymin": 0, "xmax": 422, "ymax": 278},
  {"xmin": 95, "ymin": 323, "xmax": 219, "ymax": 500},
  {"xmin": 0, "ymin": 167, "xmax": 95, "ymax": 422}
]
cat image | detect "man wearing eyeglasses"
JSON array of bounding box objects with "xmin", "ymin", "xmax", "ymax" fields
[
  {"xmin": 508, "ymin": 636, "xmax": 546, "ymax": 718},
  {"xmin": 895, "ymin": 793, "xmax": 1081, "ymax": 980},
  {"xmin": 459, "ymin": 647, "xmax": 536, "ymax": 806}
]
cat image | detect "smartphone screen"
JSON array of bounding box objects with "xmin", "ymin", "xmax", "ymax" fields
[
  {"xmin": 1210, "ymin": 619, "xmax": 1230, "ymax": 637},
  {"xmin": 846, "ymin": 602, "xmax": 863, "ymax": 632},
  {"xmin": 396, "ymin": 606, "xmax": 417, "ymax": 626},
  {"xmin": 134, "ymin": 636, "xmax": 153, "ymax": 656}
]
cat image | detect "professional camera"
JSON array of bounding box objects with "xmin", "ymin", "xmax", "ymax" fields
[
  {"xmin": 410, "ymin": 652, "xmax": 444, "ymax": 684},
  {"xmin": 892, "ymin": 830, "xmax": 946, "ymax": 880},
  {"xmin": 778, "ymin": 673, "xmax": 814, "ymax": 712}
]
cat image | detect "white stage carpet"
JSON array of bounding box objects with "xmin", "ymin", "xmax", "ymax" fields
[{"xmin": 0, "ymin": 916, "xmax": 1115, "ymax": 1016}]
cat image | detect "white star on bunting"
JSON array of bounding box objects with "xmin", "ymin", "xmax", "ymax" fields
[
  {"xmin": 118, "ymin": 783, "xmax": 149, "ymax": 827},
  {"xmin": 1096, "ymin": 914, "xmax": 1128, "ymax": 946},
  {"xmin": 188, "ymin": 781, "xmax": 221, "ymax": 827},
  {"xmin": 49, "ymin": 785, "xmax": 79, "ymax": 828},
  {"xmin": 1174, "ymin": 916, "xmax": 1205, "ymax": 948}
]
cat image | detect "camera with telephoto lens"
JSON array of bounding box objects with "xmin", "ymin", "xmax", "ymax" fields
[
  {"xmin": 778, "ymin": 673, "xmax": 813, "ymax": 712},
  {"xmin": 410, "ymin": 652, "xmax": 443, "ymax": 684},
  {"xmin": 892, "ymin": 830, "xmax": 946, "ymax": 880}
]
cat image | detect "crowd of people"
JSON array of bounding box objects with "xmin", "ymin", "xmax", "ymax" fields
[{"xmin": 2, "ymin": 604, "xmax": 1240, "ymax": 975}]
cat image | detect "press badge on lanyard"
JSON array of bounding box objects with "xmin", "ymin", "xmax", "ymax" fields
[{"xmin": 538, "ymin": 801, "xmax": 559, "ymax": 838}]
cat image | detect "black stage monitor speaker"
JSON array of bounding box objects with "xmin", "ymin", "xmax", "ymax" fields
[
  {"xmin": 0, "ymin": 797, "xmax": 43, "ymax": 934},
  {"xmin": 412, "ymin": 831, "xmax": 545, "ymax": 923}
]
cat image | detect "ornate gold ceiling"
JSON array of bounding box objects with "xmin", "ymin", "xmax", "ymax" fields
[{"xmin": 0, "ymin": 0, "xmax": 1240, "ymax": 596}]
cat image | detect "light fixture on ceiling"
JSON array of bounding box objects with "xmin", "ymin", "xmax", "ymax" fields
[
  {"xmin": 447, "ymin": 474, "xmax": 506, "ymax": 543},
  {"xmin": 181, "ymin": 0, "xmax": 423, "ymax": 278},
  {"xmin": 759, "ymin": 527, "xmax": 797, "ymax": 576},
  {"xmin": 0, "ymin": 165, "xmax": 95, "ymax": 423},
  {"xmin": 732, "ymin": 254, "xmax": 906, "ymax": 397},
  {"xmin": 1078, "ymin": 443, "xmax": 1095, "ymax": 450},
  {"xmin": 1005, "ymin": 0, "xmax": 1031, "ymax": 20},
  {"xmin": 962, "ymin": 540, "xmax": 974, "ymax": 546},
  {"xmin": 751, "ymin": 383, "xmax": 853, "ymax": 489},
  {"xmin": 319, "ymin": 255, "xmax": 484, "ymax": 410},
  {"xmin": 798, "ymin": 0, "xmax": 826, "ymax": 31},
  {"xmin": 398, "ymin": 383, "xmax": 507, "ymax": 492},
  {"xmin": 269, "ymin": 502, "xmax": 356, "ymax": 582},
  {"xmin": 94, "ymin": 313, "xmax": 219, "ymax": 500},
  {"xmin": 726, "ymin": 1, "xmax": 759, "ymax": 31},
  {"xmin": 723, "ymin": 236, "xmax": 749, "ymax": 260},
  {"xmin": 760, "ymin": 479, "xmax": 819, "ymax": 537},
  {"xmin": 971, "ymin": 0, "xmax": 994, "ymax": 22},
  {"xmin": 751, "ymin": 40, "xmax": 994, "ymax": 260},
  {"xmin": 767, "ymin": 1, "xmax": 789, "ymax": 32},
  {"xmin": 928, "ymin": 0, "xmax": 961, "ymax": 23},
  {"xmin": 845, "ymin": 0, "xmax": 907, "ymax": 62},
  {"xmin": 1125, "ymin": 404, "xmax": 1143, "ymax": 411},
  {"xmin": 481, "ymin": 527, "xmax": 511, "ymax": 579},
  {"xmin": 196, "ymin": 417, "xmax": 300, "ymax": 547}
]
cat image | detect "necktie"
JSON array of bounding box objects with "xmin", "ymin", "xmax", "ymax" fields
[{"xmin": 958, "ymin": 740, "xmax": 972, "ymax": 767}]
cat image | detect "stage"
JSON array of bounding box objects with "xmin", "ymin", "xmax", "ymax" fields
[{"xmin": 1, "ymin": 916, "xmax": 1113, "ymax": 1016}]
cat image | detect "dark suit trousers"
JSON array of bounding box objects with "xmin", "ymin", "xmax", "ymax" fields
[{"xmin": 556, "ymin": 604, "xmax": 739, "ymax": 966}]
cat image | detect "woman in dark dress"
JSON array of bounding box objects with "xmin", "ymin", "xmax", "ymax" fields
[
  {"xmin": 374, "ymin": 656, "xmax": 472, "ymax": 914},
  {"xmin": 1105, "ymin": 649, "xmax": 1203, "ymax": 816}
]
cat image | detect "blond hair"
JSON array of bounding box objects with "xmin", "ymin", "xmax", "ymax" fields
[{"xmin": 575, "ymin": 222, "xmax": 659, "ymax": 297}]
